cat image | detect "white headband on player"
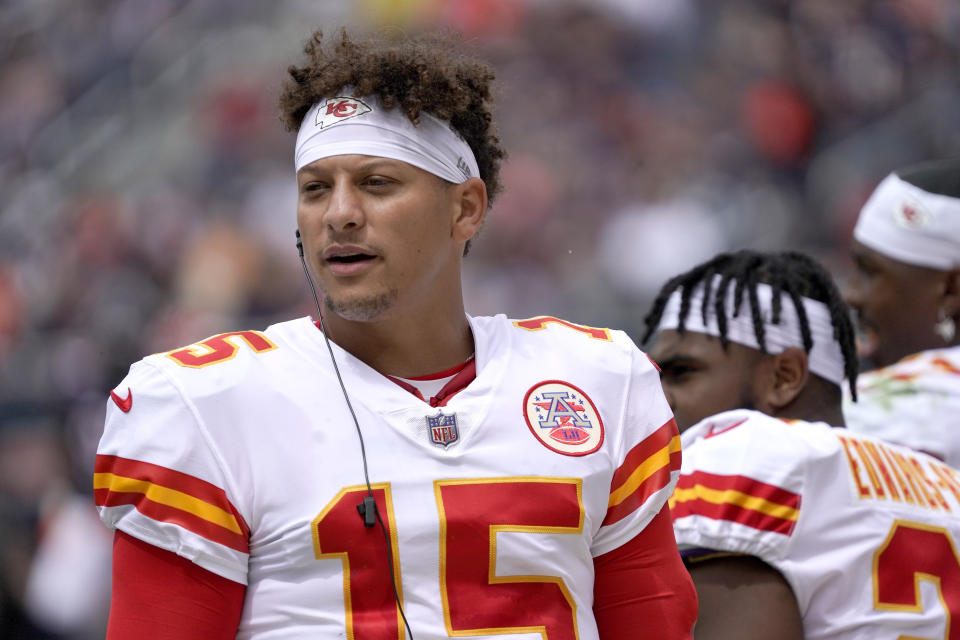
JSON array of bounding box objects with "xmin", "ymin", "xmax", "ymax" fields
[
  {"xmin": 853, "ymin": 172, "xmax": 960, "ymax": 270},
  {"xmin": 294, "ymin": 92, "xmax": 480, "ymax": 184},
  {"xmin": 657, "ymin": 275, "xmax": 846, "ymax": 385}
]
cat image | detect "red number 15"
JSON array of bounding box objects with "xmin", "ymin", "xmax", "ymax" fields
[{"xmin": 313, "ymin": 477, "xmax": 584, "ymax": 640}]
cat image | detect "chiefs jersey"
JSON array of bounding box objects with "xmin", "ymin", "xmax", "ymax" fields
[
  {"xmin": 843, "ymin": 345, "xmax": 960, "ymax": 466},
  {"xmin": 95, "ymin": 315, "xmax": 682, "ymax": 639},
  {"xmin": 672, "ymin": 408, "xmax": 960, "ymax": 639}
]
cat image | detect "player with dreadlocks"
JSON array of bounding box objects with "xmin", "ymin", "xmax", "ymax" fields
[
  {"xmin": 641, "ymin": 249, "xmax": 858, "ymax": 432},
  {"xmin": 642, "ymin": 249, "xmax": 960, "ymax": 639}
]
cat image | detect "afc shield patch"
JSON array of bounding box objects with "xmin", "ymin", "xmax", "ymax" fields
[
  {"xmin": 427, "ymin": 412, "xmax": 460, "ymax": 449},
  {"xmin": 523, "ymin": 380, "xmax": 604, "ymax": 456}
]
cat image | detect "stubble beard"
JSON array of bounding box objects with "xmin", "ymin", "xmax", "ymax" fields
[{"xmin": 324, "ymin": 289, "xmax": 400, "ymax": 322}]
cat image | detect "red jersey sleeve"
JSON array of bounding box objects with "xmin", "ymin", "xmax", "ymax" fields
[
  {"xmin": 108, "ymin": 531, "xmax": 245, "ymax": 640},
  {"xmin": 593, "ymin": 506, "xmax": 697, "ymax": 639}
]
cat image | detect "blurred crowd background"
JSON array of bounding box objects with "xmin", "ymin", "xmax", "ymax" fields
[{"xmin": 1, "ymin": 0, "xmax": 958, "ymax": 636}]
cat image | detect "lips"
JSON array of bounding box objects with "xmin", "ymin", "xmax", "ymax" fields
[{"xmin": 322, "ymin": 245, "xmax": 379, "ymax": 276}]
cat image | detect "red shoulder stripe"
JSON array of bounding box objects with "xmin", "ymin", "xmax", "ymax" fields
[
  {"xmin": 671, "ymin": 498, "xmax": 797, "ymax": 536},
  {"xmin": 94, "ymin": 455, "xmax": 249, "ymax": 553},
  {"xmin": 670, "ymin": 471, "xmax": 800, "ymax": 536},
  {"xmin": 603, "ymin": 418, "xmax": 682, "ymax": 526},
  {"xmin": 674, "ymin": 470, "xmax": 800, "ymax": 507}
]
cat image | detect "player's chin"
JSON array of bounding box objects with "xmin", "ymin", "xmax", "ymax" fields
[{"xmin": 324, "ymin": 289, "xmax": 399, "ymax": 322}]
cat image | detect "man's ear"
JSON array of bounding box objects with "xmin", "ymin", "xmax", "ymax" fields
[
  {"xmin": 450, "ymin": 177, "xmax": 487, "ymax": 244},
  {"xmin": 764, "ymin": 347, "xmax": 810, "ymax": 411}
]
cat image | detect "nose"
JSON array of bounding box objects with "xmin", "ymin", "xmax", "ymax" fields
[{"xmin": 324, "ymin": 182, "xmax": 365, "ymax": 233}]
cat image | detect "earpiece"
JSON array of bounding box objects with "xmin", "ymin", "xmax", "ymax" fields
[{"xmin": 293, "ymin": 229, "xmax": 413, "ymax": 638}]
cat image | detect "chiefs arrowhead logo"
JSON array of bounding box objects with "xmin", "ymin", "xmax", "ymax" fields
[
  {"xmin": 893, "ymin": 198, "xmax": 930, "ymax": 230},
  {"xmin": 110, "ymin": 387, "xmax": 133, "ymax": 413},
  {"xmin": 315, "ymin": 96, "xmax": 372, "ymax": 129}
]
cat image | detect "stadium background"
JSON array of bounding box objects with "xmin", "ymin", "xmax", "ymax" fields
[{"xmin": 0, "ymin": 0, "xmax": 958, "ymax": 636}]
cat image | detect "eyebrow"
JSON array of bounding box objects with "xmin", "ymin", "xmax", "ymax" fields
[
  {"xmin": 297, "ymin": 158, "xmax": 403, "ymax": 177},
  {"xmin": 654, "ymin": 354, "xmax": 699, "ymax": 369}
]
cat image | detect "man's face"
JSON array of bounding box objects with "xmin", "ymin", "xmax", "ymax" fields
[
  {"xmin": 296, "ymin": 155, "xmax": 462, "ymax": 322},
  {"xmin": 846, "ymin": 240, "xmax": 943, "ymax": 368},
  {"xmin": 648, "ymin": 329, "xmax": 764, "ymax": 432}
]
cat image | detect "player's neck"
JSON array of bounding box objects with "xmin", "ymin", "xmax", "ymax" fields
[
  {"xmin": 320, "ymin": 294, "xmax": 475, "ymax": 379},
  {"xmin": 775, "ymin": 393, "xmax": 845, "ymax": 427}
]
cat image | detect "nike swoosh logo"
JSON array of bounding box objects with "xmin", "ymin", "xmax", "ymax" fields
[
  {"xmin": 110, "ymin": 387, "xmax": 133, "ymax": 413},
  {"xmin": 704, "ymin": 418, "xmax": 747, "ymax": 439}
]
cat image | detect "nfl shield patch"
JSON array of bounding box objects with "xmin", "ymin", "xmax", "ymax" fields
[{"xmin": 427, "ymin": 412, "xmax": 460, "ymax": 448}]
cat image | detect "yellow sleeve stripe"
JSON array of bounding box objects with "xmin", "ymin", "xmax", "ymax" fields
[
  {"xmin": 608, "ymin": 435, "xmax": 682, "ymax": 508},
  {"xmin": 94, "ymin": 472, "xmax": 244, "ymax": 535},
  {"xmin": 670, "ymin": 484, "xmax": 800, "ymax": 521}
]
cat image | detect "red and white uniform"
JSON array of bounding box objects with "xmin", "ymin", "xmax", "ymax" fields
[
  {"xmin": 672, "ymin": 408, "xmax": 960, "ymax": 639},
  {"xmin": 844, "ymin": 346, "xmax": 960, "ymax": 466},
  {"xmin": 96, "ymin": 315, "xmax": 685, "ymax": 639}
]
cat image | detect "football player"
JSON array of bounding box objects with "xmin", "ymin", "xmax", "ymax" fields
[
  {"xmin": 844, "ymin": 157, "xmax": 960, "ymax": 465},
  {"xmin": 94, "ymin": 29, "xmax": 696, "ymax": 638},
  {"xmin": 644, "ymin": 249, "xmax": 960, "ymax": 638}
]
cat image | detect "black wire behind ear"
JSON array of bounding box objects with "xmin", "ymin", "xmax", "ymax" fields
[{"xmin": 295, "ymin": 229, "xmax": 304, "ymax": 257}]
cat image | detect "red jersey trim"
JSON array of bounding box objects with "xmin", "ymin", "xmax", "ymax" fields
[
  {"xmin": 407, "ymin": 356, "xmax": 474, "ymax": 381},
  {"xmin": 670, "ymin": 471, "xmax": 800, "ymax": 536},
  {"xmin": 603, "ymin": 419, "xmax": 682, "ymax": 526},
  {"xmin": 384, "ymin": 358, "xmax": 478, "ymax": 407},
  {"xmin": 94, "ymin": 455, "xmax": 250, "ymax": 553}
]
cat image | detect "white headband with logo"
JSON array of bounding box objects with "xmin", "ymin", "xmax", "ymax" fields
[
  {"xmin": 294, "ymin": 93, "xmax": 480, "ymax": 184},
  {"xmin": 854, "ymin": 172, "xmax": 960, "ymax": 270},
  {"xmin": 657, "ymin": 275, "xmax": 845, "ymax": 385}
]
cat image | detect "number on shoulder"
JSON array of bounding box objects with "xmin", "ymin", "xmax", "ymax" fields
[
  {"xmin": 513, "ymin": 316, "xmax": 611, "ymax": 342},
  {"xmin": 166, "ymin": 331, "xmax": 277, "ymax": 368}
]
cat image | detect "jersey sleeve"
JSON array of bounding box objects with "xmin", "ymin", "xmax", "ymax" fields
[
  {"xmin": 94, "ymin": 359, "xmax": 250, "ymax": 584},
  {"xmin": 590, "ymin": 340, "xmax": 683, "ymax": 556},
  {"xmin": 669, "ymin": 411, "xmax": 805, "ymax": 565}
]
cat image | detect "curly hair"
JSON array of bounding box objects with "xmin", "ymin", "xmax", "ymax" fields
[{"xmin": 279, "ymin": 28, "xmax": 506, "ymax": 206}]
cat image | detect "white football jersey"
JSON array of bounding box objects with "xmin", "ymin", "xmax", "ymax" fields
[
  {"xmin": 96, "ymin": 314, "xmax": 682, "ymax": 639},
  {"xmin": 672, "ymin": 408, "xmax": 960, "ymax": 639},
  {"xmin": 843, "ymin": 345, "xmax": 960, "ymax": 466}
]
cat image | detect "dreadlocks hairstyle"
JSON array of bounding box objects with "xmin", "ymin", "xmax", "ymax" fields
[
  {"xmin": 641, "ymin": 250, "xmax": 859, "ymax": 399},
  {"xmin": 279, "ymin": 28, "xmax": 506, "ymax": 207}
]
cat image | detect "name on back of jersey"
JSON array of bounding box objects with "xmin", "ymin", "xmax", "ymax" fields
[{"xmin": 838, "ymin": 433, "xmax": 960, "ymax": 512}]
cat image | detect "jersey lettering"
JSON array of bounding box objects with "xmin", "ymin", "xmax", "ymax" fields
[
  {"xmin": 839, "ymin": 434, "xmax": 955, "ymax": 511},
  {"xmin": 166, "ymin": 331, "xmax": 277, "ymax": 369},
  {"xmin": 513, "ymin": 316, "xmax": 611, "ymax": 342}
]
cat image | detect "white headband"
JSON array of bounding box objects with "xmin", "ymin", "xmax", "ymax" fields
[
  {"xmin": 294, "ymin": 93, "xmax": 480, "ymax": 184},
  {"xmin": 657, "ymin": 275, "xmax": 846, "ymax": 386},
  {"xmin": 853, "ymin": 173, "xmax": 960, "ymax": 270}
]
